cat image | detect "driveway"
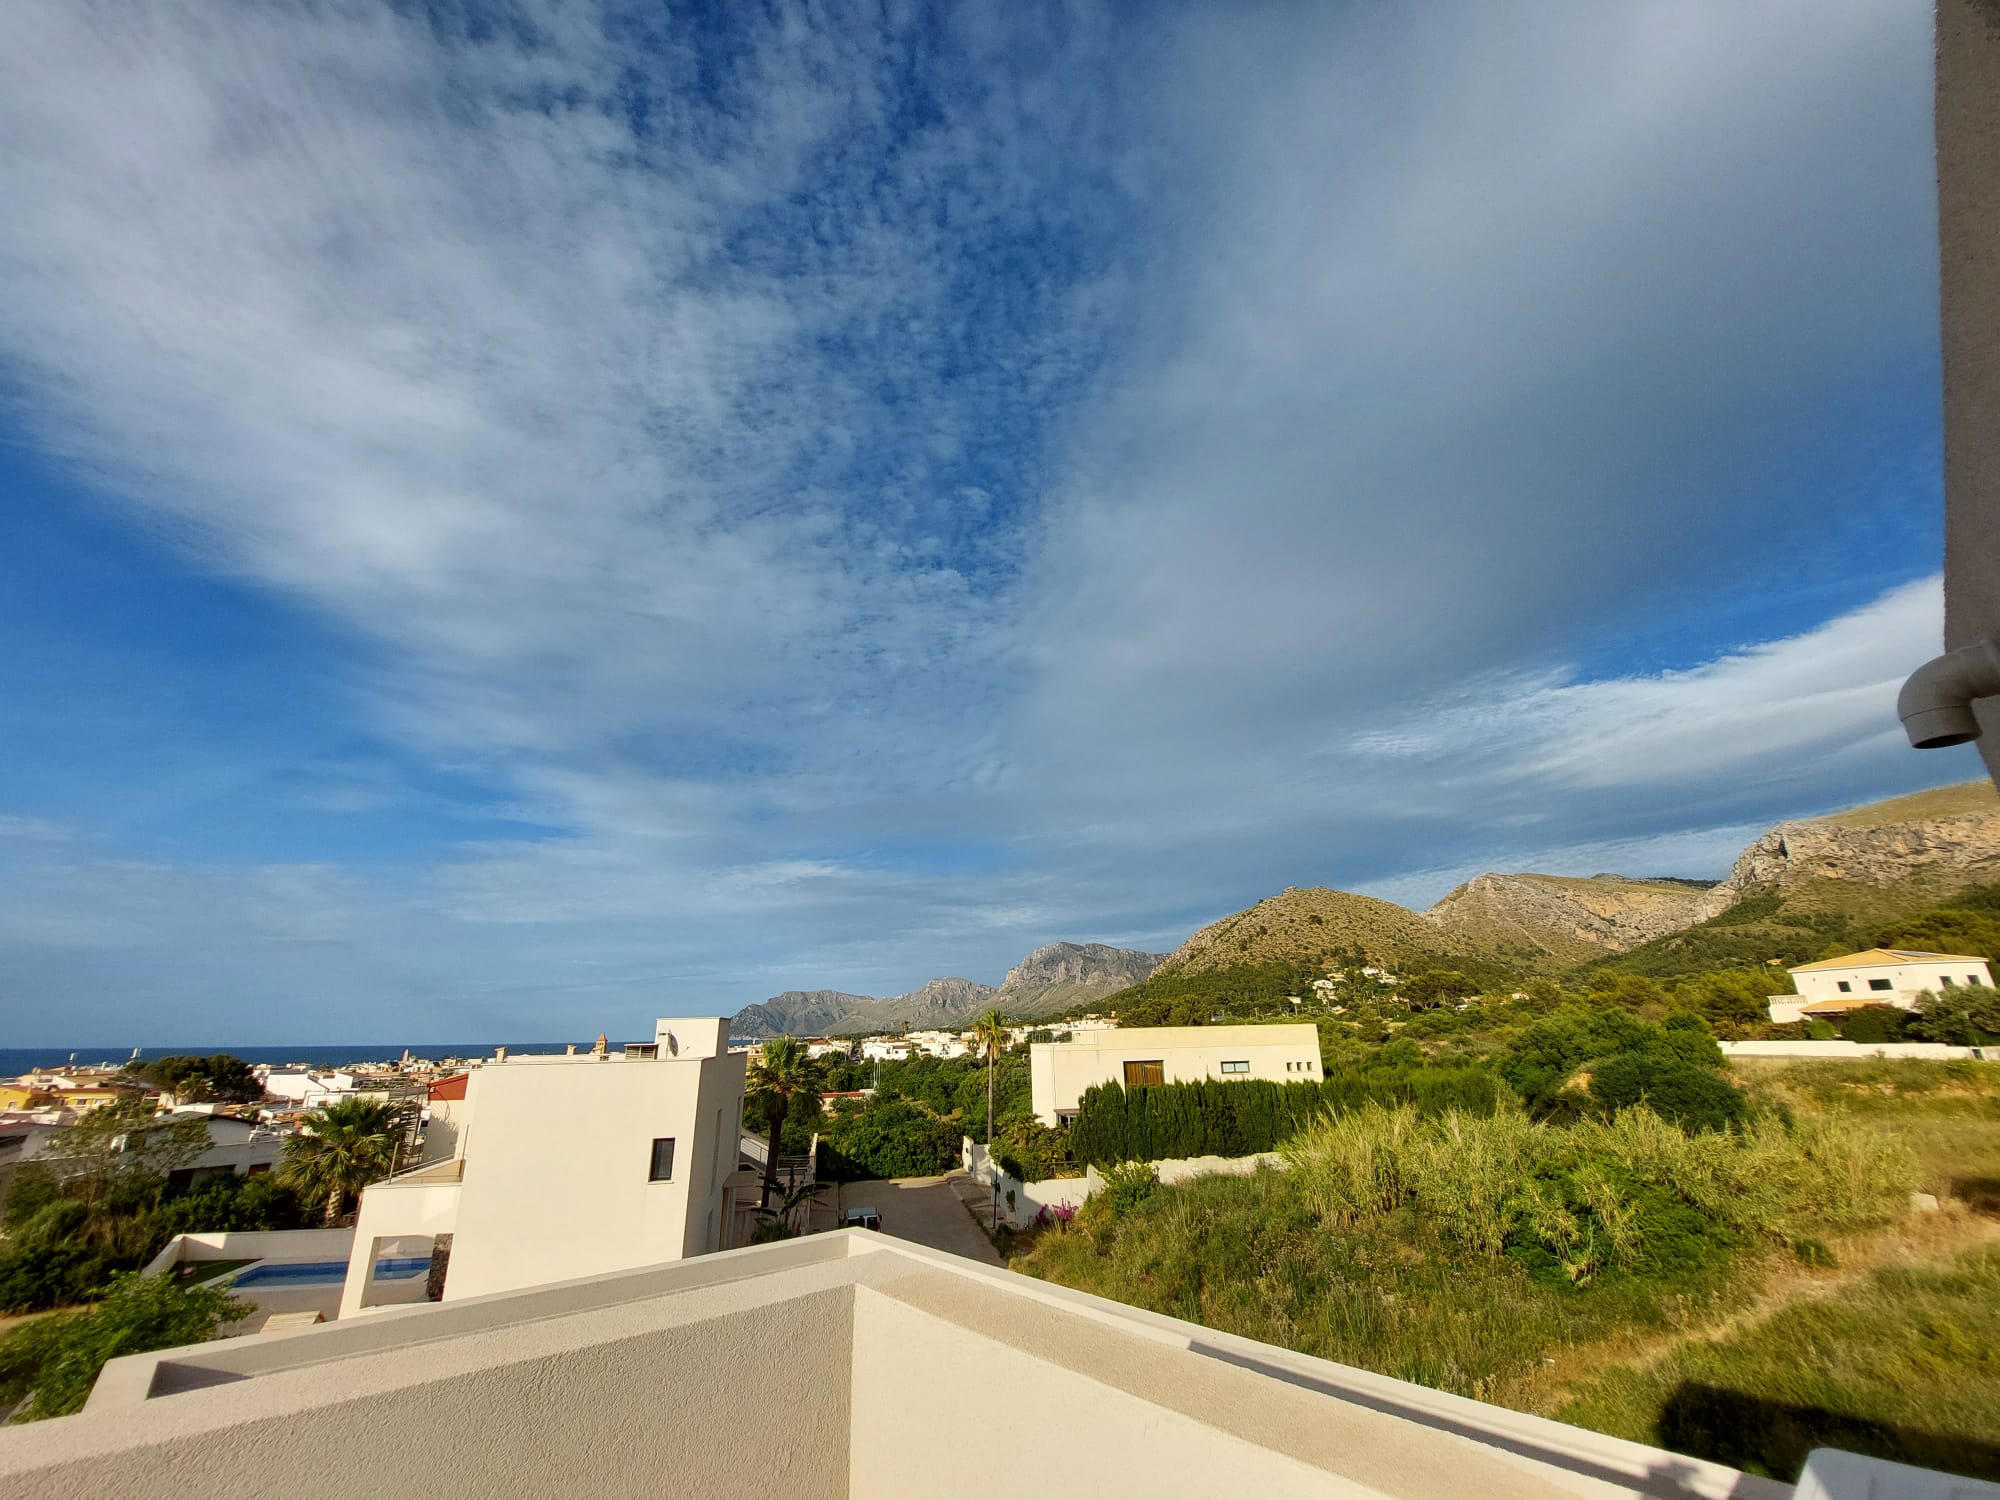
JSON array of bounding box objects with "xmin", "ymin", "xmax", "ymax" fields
[{"xmin": 822, "ymin": 1173, "xmax": 1003, "ymax": 1267}]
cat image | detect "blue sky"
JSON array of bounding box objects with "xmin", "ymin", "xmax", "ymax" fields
[{"xmin": 0, "ymin": 0, "xmax": 1980, "ymax": 1044}]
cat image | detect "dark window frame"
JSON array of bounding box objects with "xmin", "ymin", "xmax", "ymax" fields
[
  {"xmin": 649, "ymin": 1137, "xmax": 676, "ymax": 1182},
  {"xmin": 1123, "ymin": 1059, "xmax": 1165, "ymax": 1088}
]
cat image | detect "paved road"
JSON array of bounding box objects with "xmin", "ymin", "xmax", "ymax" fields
[{"xmin": 825, "ymin": 1173, "xmax": 1004, "ymax": 1267}]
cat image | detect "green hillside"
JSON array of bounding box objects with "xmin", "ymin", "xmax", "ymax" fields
[
  {"xmin": 1819, "ymin": 780, "xmax": 1998, "ymax": 827},
  {"xmin": 1577, "ymin": 883, "xmax": 2000, "ymax": 983},
  {"xmin": 1158, "ymin": 886, "xmax": 1465, "ymax": 976}
]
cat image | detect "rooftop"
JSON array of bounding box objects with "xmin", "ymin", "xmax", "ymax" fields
[
  {"xmin": 1789, "ymin": 948, "xmax": 1990, "ymax": 972},
  {"xmin": 1, "ymin": 1233, "xmax": 1809, "ymax": 1499}
]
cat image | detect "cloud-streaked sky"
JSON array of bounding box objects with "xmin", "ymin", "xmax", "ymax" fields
[{"xmin": 0, "ymin": 0, "xmax": 1976, "ymax": 1044}]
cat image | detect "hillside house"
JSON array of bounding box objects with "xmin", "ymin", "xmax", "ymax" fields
[
  {"xmin": 1767, "ymin": 948, "xmax": 1995, "ymax": 1023},
  {"xmin": 159, "ymin": 1115, "xmax": 288, "ymax": 1192},
  {"xmin": 1030, "ymin": 1023, "xmax": 1322, "ymax": 1126},
  {"xmin": 338, "ymin": 1018, "xmax": 753, "ymax": 1317}
]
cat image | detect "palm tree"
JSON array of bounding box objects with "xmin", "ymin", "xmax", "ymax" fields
[
  {"xmin": 279, "ymin": 1097, "xmax": 406, "ymax": 1226},
  {"xmin": 971, "ymin": 1009, "xmax": 1010, "ymax": 1146},
  {"xmin": 753, "ymin": 1177, "xmax": 828, "ymax": 1241},
  {"xmin": 747, "ymin": 1037, "xmax": 822, "ymax": 1207}
]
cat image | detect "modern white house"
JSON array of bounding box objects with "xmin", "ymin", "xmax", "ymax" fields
[
  {"xmin": 159, "ymin": 1115, "xmax": 287, "ymax": 1192},
  {"xmin": 1030, "ymin": 1022, "xmax": 1322, "ymax": 1126},
  {"xmin": 258, "ymin": 1068, "xmax": 363, "ymax": 1108},
  {"xmin": 1767, "ymin": 948, "xmax": 1995, "ymax": 1023},
  {"xmin": 336, "ymin": 1017, "xmax": 753, "ymax": 1318}
]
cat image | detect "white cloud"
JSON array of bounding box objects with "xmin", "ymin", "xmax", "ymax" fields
[{"xmin": 0, "ymin": 0, "xmax": 1964, "ymax": 1041}]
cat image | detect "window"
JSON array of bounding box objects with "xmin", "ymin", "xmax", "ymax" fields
[
  {"xmin": 649, "ymin": 1137, "xmax": 676, "ymax": 1182},
  {"xmin": 1123, "ymin": 1060, "xmax": 1164, "ymax": 1088},
  {"xmin": 1868, "ymin": 978, "xmax": 1893, "ymax": 992},
  {"xmin": 1836, "ymin": 981, "xmax": 1852, "ymax": 993},
  {"xmin": 1970, "ymin": 974, "xmax": 1985, "ymax": 986},
  {"xmin": 1942, "ymin": 975, "xmax": 1957, "ymax": 987},
  {"xmin": 1220, "ymin": 1060, "xmax": 1250, "ymax": 1075}
]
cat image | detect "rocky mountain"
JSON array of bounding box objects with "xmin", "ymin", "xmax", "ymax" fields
[
  {"xmin": 1707, "ymin": 780, "xmax": 2000, "ymax": 919},
  {"xmin": 1425, "ymin": 873, "xmax": 1717, "ymax": 967},
  {"xmin": 733, "ymin": 781, "xmax": 2000, "ymax": 1033},
  {"xmin": 728, "ymin": 941, "xmax": 1169, "ymax": 1038},
  {"xmin": 824, "ymin": 977, "xmax": 999, "ymax": 1036},
  {"xmin": 994, "ymin": 942, "xmax": 1169, "ymax": 1019},
  {"xmin": 1158, "ymin": 887, "xmax": 1463, "ymax": 976},
  {"xmin": 728, "ymin": 990, "xmax": 877, "ymax": 1039},
  {"xmin": 1139, "ymin": 782, "xmax": 2000, "ymax": 987}
]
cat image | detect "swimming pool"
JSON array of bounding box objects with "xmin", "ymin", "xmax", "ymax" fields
[{"xmin": 231, "ymin": 1256, "xmax": 431, "ymax": 1288}]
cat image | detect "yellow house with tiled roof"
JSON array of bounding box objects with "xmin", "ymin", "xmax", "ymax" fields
[{"xmin": 1768, "ymin": 947, "xmax": 1994, "ymax": 1023}]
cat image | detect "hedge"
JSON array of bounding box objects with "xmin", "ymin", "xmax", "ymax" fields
[{"xmin": 1065, "ymin": 1068, "xmax": 1499, "ymax": 1168}]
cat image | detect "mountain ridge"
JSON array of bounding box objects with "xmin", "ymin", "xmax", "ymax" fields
[
  {"xmin": 729, "ymin": 781, "xmax": 2000, "ymax": 1034},
  {"xmin": 728, "ymin": 942, "xmax": 1168, "ymax": 1038}
]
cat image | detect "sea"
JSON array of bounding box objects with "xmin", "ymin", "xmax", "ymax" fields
[{"xmin": 0, "ymin": 1042, "xmax": 589, "ymax": 1075}]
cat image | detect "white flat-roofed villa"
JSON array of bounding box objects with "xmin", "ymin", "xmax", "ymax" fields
[
  {"xmin": 335, "ymin": 1017, "xmax": 755, "ymax": 1317},
  {"xmin": 1030, "ymin": 1022, "xmax": 1322, "ymax": 1126},
  {"xmin": 1767, "ymin": 949, "xmax": 1995, "ymax": 1024}
]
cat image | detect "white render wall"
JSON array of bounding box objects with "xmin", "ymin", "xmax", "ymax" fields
[
  {"xmin": 340, "ymin": 1018, "xmax": 746, "ymax": 1314},
  {"xmin": 1029, "ymin": 1023, "xmax": 1322, "ymax": 1126},
  {"xmin": 1721, "ymin": 1041, "xmax": 1994, "ymax": 1061},
  {"xmin": 963, "ymin": 1138, "xmax": 1285, "ymax": 1227},
  {"xmin": 1789, "ymin": 957, "xmax": 1994, "ymax": 1007},
  {"xmin": 442, "ymin": 1032, "xmax": 745, "ymax": 1300}
]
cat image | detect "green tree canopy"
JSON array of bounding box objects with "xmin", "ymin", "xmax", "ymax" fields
[
  {"xmin": 1909, "ymin": 986, "xmax": 2000, "ymax": 1046},
  {"xmin": 1585, "ymin": 1053, "xmax": 1747, "ymax": 1134},
  {"xmin": 126, "ymin": 1054, "xmax": 262, "ymax": 1104},
  {"xmin": 1401, "ymin": 970, "xmax": 1477, "ymax": 1009},
  {"xmin": 278, "ymin": 1097, "xmax": 408, "ymax": 1226}
]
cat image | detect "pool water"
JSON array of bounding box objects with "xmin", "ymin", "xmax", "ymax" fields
[{"xmin": 231, "ymin": 1256, "xmax": 431, "ymax": 1288}]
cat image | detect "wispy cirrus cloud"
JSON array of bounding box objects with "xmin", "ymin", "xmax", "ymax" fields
[{"xmin": 0, "ymin": 0, "xmax": 1965, "ymax": 1043}]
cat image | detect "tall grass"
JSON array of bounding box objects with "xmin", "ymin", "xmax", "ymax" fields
[
  {"xmin": 1555, "ymin": 1246, "xmax": 2000, "ymax": 1482},
  {"xmin": 1279, "ymin": 1102, "xmax": 1911, "ymax": 1283}
]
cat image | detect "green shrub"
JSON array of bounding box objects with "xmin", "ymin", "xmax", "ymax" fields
[
  {"xmin": 0, "ymin": 1245, "xmax": 110, "ymax": 1315},
  {"xmin": 1836, "ymin": 1005, "xmax": 1909, "ymax": 1044},
  {"xmin": 1804, "ymin": 1020, "xmax": 1839, "ymax": 1040},
  {"xmin": 0, "ymin": 1271, "xmax": 248, "ymax": 1420},
  {"xmin": 992, "ymin": 1119, "xmax": 1075, "ymax": 1183},
  {"xmin": 1587, "ymin": 1054, "xmax": 1748, "ymax": 1134},
  {"xmin": 813, "ymin": 1099, "xmax": 961, "ymax": 1181},
  {"xmin": 1100, "ymin": 1161, "xmax": 1161, "ymax": 1218},
  {"xmin": 1503, "ymin": 1008, "xmax": 1725, "ymax": 1096}
]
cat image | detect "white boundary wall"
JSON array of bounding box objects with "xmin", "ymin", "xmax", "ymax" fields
[
  {"xmin": 142, "ymin": 1228, "xmax": 356, "ymax": 1277},
  {"xmin": 963, "ymin": 1139, "xmax": 1283, "ymax": 1227},
  {"xmin": 1721, "ymin": 1041, "xmax": 1994, "ymax": 1061}
]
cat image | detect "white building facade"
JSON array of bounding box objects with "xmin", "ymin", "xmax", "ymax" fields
[
  {"xmin": 338, "ymin": 1018, "xmax": 752, "ymax": 1318},
  {"xmin": 1029, "ymin": 1023, "xmax": 1322, "ymax": 1126},
  {"xmin": 1768, "ymin": 948, "xmax": 1995, "ymax": 1023},
  {"xmin": 258, "ymin": 1068, "xmax": 363, "ymax": 1108}
]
